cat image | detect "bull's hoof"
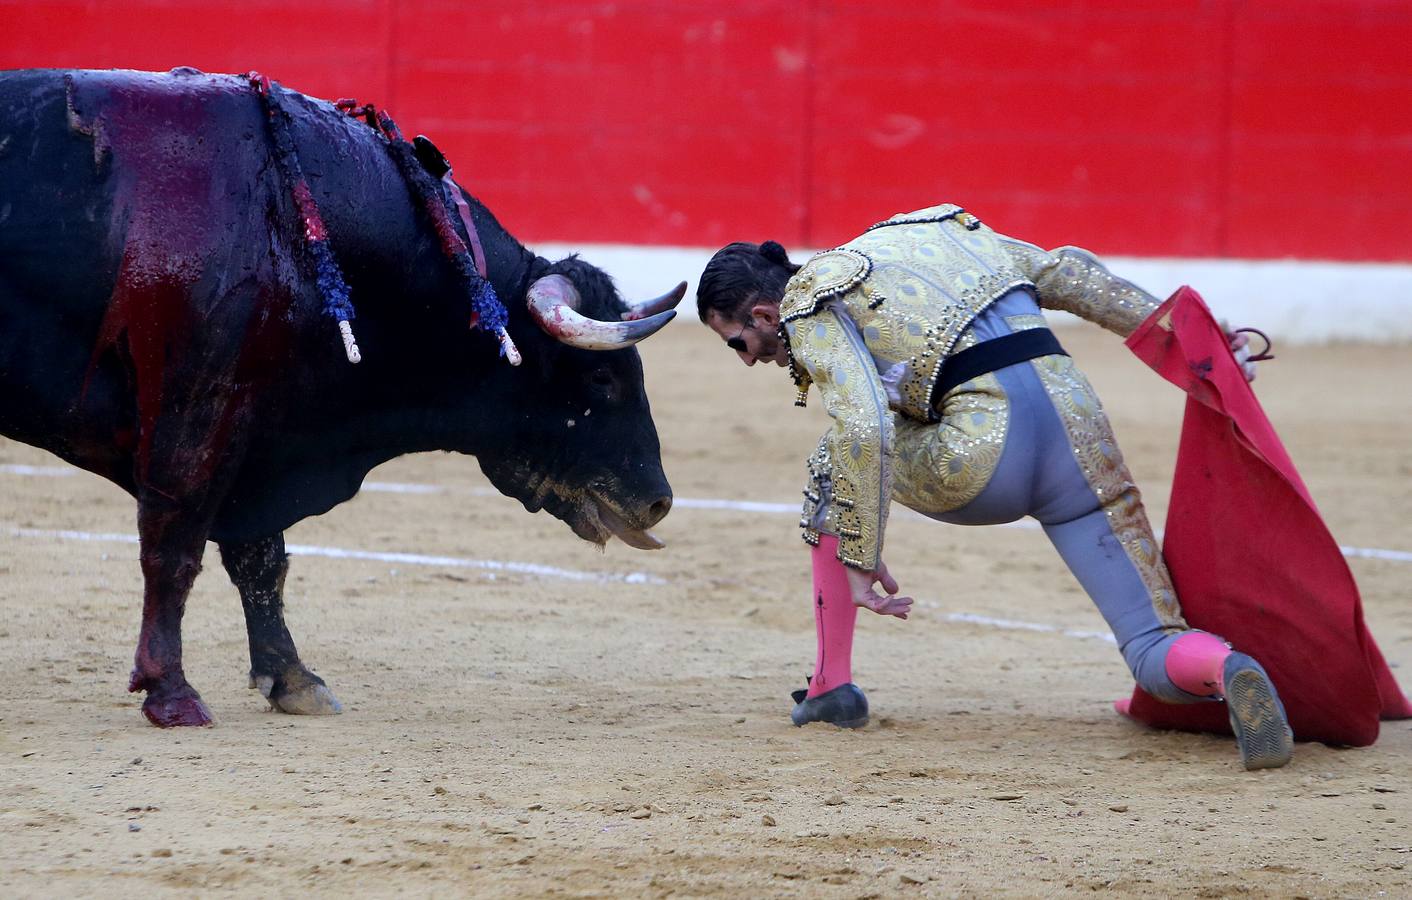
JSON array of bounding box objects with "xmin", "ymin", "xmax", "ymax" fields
[
  {"xmin": 142, "ymin": 685, "xmax": 215, "ymax": 728},
  {"xmin": 251, "ymin": 669, "xmax": 344, "ymax": 716},
  {"xmin": 270, "ymin": 682, "xmax": 344, "ymax": 716}
]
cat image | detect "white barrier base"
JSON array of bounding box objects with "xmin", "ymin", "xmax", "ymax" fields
[{"xmin": 536, "ymin": 243, "xmax": 1412, "ymax": 344}]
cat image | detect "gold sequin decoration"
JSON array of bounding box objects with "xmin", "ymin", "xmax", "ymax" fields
[
  {"xmin": 1003, "ymin": 313, "xmax": 1049, "ymax": 332},
  {"xmin": 790, "ymin": 308, "xmax": 895, "ymax": 570},
  {"xmin": 887, "ymin": 313, "xmax": 1056, "ymax": 514},
  {"xmin": 892, "ymin": 370, "xmax": 1008, "ymax": 514},
  {"xmin": 800, "ymin": 436, "xmax": 831, "ymax": 545},
  {"xmin": 1030, "ymin": 353, "xmax": 1187, "ymax": 630},
  {"xmin": 998, "ymin": 239, "xmax": 1161, "ymax": 338}
]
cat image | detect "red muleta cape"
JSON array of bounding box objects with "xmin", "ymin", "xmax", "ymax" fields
[{"xmin": 1122, "ymin": 287, "xmax": 1411, "ymax": 746}]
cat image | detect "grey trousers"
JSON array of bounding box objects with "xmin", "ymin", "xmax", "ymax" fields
[{"xmin": 918, "ymin": 292, "xmax": 1205, "ymax": 702}]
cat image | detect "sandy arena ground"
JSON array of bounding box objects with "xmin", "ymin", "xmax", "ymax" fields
[{"xmin": 2, "ymin": 322, "xmax": 1410, "ymax": 898}]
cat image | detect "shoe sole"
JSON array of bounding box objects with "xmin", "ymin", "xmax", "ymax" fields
[
  {"xmin": 790, "ymin": 709, "xmax": 869, "ymax": 729},
  {"xmin": 1225, "ymin": 666, "xmax": 1293, "ymax": 771},
  {"xmin": 829, "ymin": 715, "xmax": 869, "ymax": 729}
]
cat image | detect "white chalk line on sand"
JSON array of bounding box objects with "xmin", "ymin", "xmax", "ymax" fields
[
  {"xmin": 943, "ymin": 611, "xmax": 1117, "ymax": 644},
  {"xmin": 3, "ymin": 526, "xmax": 1116, "ymax": 646},
  {"xmin": 2, "ymin": 526, "xmax": 662, "ymax": 585},
  {"xmin": 1, "ymin": 465, "xmax": 1406, "ymax": 647},
  {"xmin": 5, "ymin": 464, "xmax": 1410, "ymax": 563},
  {"xmin": 0, "ymin": 463, "xmax": 76, "ymax": 477},
  {"xmin": 370, "ymin": 481, "xmax": 1412, "ymax": 565}
]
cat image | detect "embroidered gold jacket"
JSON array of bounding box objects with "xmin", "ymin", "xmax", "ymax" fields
[{"xmin": 783, "ymin": 204, "xmax": 1162, "ymax": 570}]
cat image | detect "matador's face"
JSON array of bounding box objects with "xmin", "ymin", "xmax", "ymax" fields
[{"xmin": 705, "ymin": 304, "xmax": 790, "ymax": 368}]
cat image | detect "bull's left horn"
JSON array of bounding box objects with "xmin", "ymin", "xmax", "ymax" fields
[
  {"xmin": 622, "ymin": 281, "xmax": 687, "ymax": 321},
  {"xmin": 527, "ymin": 274, "xmax": 676, "ymax": 350}
]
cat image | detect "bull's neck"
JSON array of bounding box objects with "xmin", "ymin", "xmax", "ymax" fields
[{"xmin": 455, "ymin": 187, "xmax": 536, "ymax": 303}]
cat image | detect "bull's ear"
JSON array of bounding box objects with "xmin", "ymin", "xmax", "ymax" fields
[{"xmin": 412, "ymin": 135, "xmax": 451, "ymax": 179}]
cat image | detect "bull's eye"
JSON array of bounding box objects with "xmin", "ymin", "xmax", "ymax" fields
[{"xmin": 587, "ymin": 367, "xmax": 620, "ymax": 403}]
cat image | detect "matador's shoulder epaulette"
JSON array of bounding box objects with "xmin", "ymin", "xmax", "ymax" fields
[
  {"xmin": 779, "ymin": 248, "xmax": 872, "ymax": 322},
  {"xmin": 863, "ymin": 202, "xmax": 973, "ymax": 233}
]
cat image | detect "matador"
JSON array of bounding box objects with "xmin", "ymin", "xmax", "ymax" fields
[{"xmin": 696, "ymin": 204, "xmax": 1292, "ymax": 771}]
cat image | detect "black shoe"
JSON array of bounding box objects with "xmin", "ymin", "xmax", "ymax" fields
[
  {"xmin": 1223, "ymin": 652, "xmax": 1293, "ymax": 770},
  {"xmin": 790, "ymin": 683, "xmax": 869, "ymax": 729}
]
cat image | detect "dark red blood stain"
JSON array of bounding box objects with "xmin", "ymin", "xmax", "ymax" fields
[
  {"xmin": 422, "ymin": 185, "xmax": 470, "ymax": 259},
  {"xmin": 95, "ymin": 250, "xmax": 195, "ymax": 482},
  {"xmin": 113, "ymin": 426, "xmax": 137, "ymax": 454},
  {"xmin": 74, "ymin": 73, "xmax": 294, "ymax": 489},
  {"xmin": 291, "ymin": 180, "xmax": 328, "ymax": 241},
  {"xmin": 138, "ymin": 685, "xmax": 215, "ymax": 727}
]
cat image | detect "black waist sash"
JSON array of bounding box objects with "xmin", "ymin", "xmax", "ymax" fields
[{"xmin": 934, "ymin": 328, "xmax": 1068, "ymax": 399}]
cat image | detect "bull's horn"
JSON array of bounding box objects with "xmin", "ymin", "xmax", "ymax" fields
[
  {"xmin": 527, "ymin": 274, "xmax": 675, "ymax": 350},
  {"xmin": 622, "ymin": 281, "xmax": 687, "ymax": 321}
]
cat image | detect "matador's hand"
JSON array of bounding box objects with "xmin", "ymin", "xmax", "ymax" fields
[
  {"xmin": 1220, "ymin": 319, "xmax": 1271, "ymax": 383},
  {"xmin": 845, "ymin": 560, "xmax": 913, "ymax": 619}
]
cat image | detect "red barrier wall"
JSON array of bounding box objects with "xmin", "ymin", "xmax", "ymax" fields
[{"xmin": 6, "ymin": 1, "xmax": 1411, "ymax": 260}]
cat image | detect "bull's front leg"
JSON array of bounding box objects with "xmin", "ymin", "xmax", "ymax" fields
[
  {"xmin": 219, "ymin": 533, "xmax": 343, "ymax": 716},
  {"xmin": 130, "ymin": 501, "xmax": 215, "ymax": 727}
]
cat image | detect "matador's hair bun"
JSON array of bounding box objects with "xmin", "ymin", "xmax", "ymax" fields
[{"xmin": 759, "ymin": 240, "xmax": 793, "ymax": 267}]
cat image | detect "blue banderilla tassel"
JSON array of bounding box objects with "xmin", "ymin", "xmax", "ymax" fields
[
  {"xmin": 251, "ymin": 73, "xmax": 361, "ymax": 364},
  {"xmin": 309, "ymin": 237, "xmax": 361, "ymax": 363},
  {"xmin": 453, "ymin": 257, "xmax": 508, "ymax": 338},
  {"xmin": 311, "ymin": 240, "xmax": 355, "ymax": 323}
]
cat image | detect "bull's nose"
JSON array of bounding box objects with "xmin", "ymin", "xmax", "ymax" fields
[{"xmin": 646, "ymin": 495, "xmax": 672, "ymax": 525}]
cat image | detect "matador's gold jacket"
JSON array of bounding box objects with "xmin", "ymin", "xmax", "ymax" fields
[{"xmin": 782, "ymin": 204, "xmax": 1162, "ymax": 570}]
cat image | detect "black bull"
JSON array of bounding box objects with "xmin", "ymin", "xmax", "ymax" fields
[{"xmin": 0, "ymin": 69, "xmax": 679, "ymax": 727}]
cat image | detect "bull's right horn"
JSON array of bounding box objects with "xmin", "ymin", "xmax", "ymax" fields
[
  {"xmin": 527, "ymin": 274, "xmax": 675, "ymax": 350},
  {"xmin": 622, "ymin": 281, "xmax": 687, "ymax": 321}
]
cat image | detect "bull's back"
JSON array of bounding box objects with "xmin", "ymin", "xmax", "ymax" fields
[
  {"xmin": 0, "ymin": 71, "xmax": 120, "ymax": 310},
  {"xmin": 0, "ymin": 69, "xmax": 277, "ymax": 466},
  {"xmin": 0, "ymin": 70, "xmax": 124, "ymax": 450}
]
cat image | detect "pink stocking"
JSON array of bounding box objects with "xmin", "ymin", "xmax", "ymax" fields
[
  {"xmin": 1165, "ymin": 630, "xmax": 1232, "ymax": 698},
  {"xmin": 807, "ymin": 534, "xmax": 858, "ymax": 698}
]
